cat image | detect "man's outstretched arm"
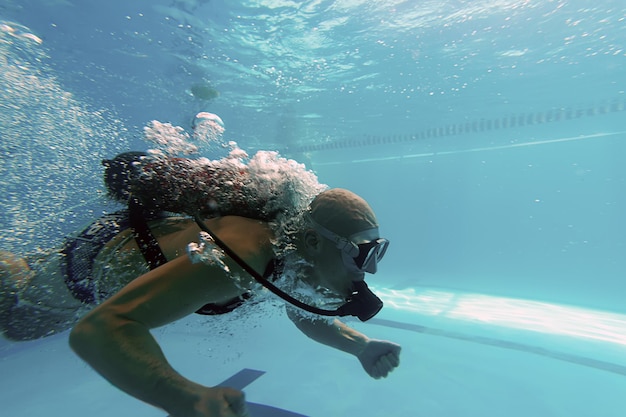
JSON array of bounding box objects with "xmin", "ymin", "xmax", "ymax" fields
[
  {"xmin": 70, "ymin": 255, "xmax": 248, "ymax": 417},
  {"xmin": 286, "ymin": 308, "xmax": 401, "ymax": 379}
]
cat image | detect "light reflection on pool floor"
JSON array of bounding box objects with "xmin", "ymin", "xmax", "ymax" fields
[{"xmin": 375, "ymin": 286, "xmax": 626, "ymax": 347}]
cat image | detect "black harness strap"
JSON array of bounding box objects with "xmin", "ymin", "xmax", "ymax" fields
[
  {"xmin": 128, "ymin": 201, "xmax": 253, "ymax": 315},
  {"xmin": 128, "ymin": 199, "xmax": 168, "ymax": 270}
]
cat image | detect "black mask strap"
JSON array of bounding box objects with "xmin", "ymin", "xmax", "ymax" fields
[{"xmin": 193, "ymin": 215, "xmax": 382, "ymax": 321}]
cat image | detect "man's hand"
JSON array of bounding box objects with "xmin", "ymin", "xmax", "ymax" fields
[
  {"xmin": 356, "ymin": 339, "xmax": 401, "ymax": 379},
  {"xmin": 171, "ymin": 386, "xmax": 248, "ymax": 417}
]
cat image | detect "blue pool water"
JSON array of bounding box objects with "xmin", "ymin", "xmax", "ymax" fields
[{"xmin": 1, "ymin": 1, "xmax": 626, "ymax": 416}]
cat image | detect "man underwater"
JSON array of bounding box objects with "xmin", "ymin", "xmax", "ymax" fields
[{"xmin": 1, "ymin": 150, "xmax": 401, "ymax": 417}]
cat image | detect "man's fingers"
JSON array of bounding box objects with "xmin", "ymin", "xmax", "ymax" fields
[
  {"xmin": 223, "ymin": 388, "xmax": 248, "ymax": 416},
  {"xmin": 389, "ymin": 349, "xmax": 401, "ymax": 367},
  {"xmin": 374, "ymin": 352, "xmax": 400, "ymax": 378}
]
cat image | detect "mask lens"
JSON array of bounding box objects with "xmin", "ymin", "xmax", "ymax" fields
[{"xmin": 354, "ymin": 238, "xmax": 389, "ymax": 270}]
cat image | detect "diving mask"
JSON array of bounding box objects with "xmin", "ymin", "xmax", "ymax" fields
[{"xmin": 306, "ymin": 214, "xmax": 389, "ymax": 274}]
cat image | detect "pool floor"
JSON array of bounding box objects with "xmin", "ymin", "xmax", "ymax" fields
[{"xmin": 1, "ymin": 288, "xmax": 625, "ymax": 417}]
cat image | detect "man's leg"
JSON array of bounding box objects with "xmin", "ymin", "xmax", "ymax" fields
[
  {"xmin": 0, "ymin": 251, "xmax": 34, "ymax": 335},
  {"xmin": 1, "ymin": 251, "xmax": 86, "ymax": 341}
]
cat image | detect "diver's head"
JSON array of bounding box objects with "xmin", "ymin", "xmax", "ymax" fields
[
  {"xmin": 299, "ymin": 188, "xmax": 389, "ymax": 297},
  {"xmin": 102, "ymin": 151, "xmax": 148, "ymax": 203}
]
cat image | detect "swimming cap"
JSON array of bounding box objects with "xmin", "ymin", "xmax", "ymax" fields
[{"xmin": 309, "ymin": 188, "xmax": 378, "ymax": 237}]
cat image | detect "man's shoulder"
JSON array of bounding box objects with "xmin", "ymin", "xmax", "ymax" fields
[
  {"xmin": 207, "ymin": 216, "xmax": 273, "ymax": 236},
  {"xmin": 199, "ymin": 216, "xmax": 274, "ymax": 280}
]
